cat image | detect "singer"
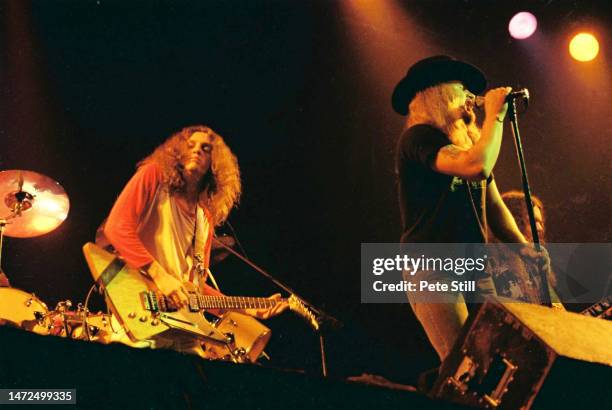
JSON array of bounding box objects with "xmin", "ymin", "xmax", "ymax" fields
[{"xmin": 391, "ymin": 56, "xmax": 537, "ymax": 360}]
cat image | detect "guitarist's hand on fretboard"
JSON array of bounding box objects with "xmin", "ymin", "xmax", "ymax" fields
[{"xmin": 242, "ymin": 293, "xmax": 289, "ymax": 319}]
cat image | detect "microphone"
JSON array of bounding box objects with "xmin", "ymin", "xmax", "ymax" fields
[{"xmin": 473, "ymin": 88, "xmax": 530, "ymax": 109}]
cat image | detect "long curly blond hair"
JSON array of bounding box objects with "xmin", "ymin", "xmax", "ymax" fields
[
  {"xmin": 406, "ymin": 83, "xmax": 480, "ymax": 147},
  {"xmin": 139, "ymin": 125, "xmax": 241, "ymax": 226}
]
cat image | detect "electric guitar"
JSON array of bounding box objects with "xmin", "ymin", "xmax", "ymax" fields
[{"xmin": 82, "ymin": 242, "xmax": 319, "ymax": 343}]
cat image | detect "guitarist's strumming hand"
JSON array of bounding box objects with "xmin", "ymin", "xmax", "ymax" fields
[
  {"xmin": 145, "ymin": 260, "xmax": 190, "ymax": 308},
  {"xmin": 168, "ymin": 287, "xmax": 190, "ymax": 309},
  {"xmin": 243, "ymin": 293, "xmax": 289, "ymax": 319}
]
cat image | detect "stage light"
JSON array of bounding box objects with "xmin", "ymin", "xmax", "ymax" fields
[
  {"xmin": 508, "ymin": 12, "xmax": 537, "ymax": 40},
  {"xmin": 569, "ymin": 33, "xmax": 600, "ymax": 62}
]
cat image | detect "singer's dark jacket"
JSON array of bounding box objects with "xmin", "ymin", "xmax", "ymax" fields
[{"xmin": 396, "ymin": 124, "xmax": 493, "ymax": 244}]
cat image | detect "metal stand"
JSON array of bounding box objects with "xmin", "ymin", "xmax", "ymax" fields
[
  {"xmin": 212, "ymin": 236, "xmax": 342, "ymax": 376},
  {"xmin": 0, "ymin": 216, "xmax": 13, "ymax": 283},
  {"xmin": 0, "ymin": 219, "xmax": 6, "ymax": 276},
  {"xmin": 319, "ymin": 334, "xmax": 328, "ymax": 377},
  {"xmin": 507, "ymin": 99, "xmax": 552, "ymax": 307}
]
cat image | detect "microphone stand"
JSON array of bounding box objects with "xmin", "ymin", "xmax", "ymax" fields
[
  {"xmin": 506, "ymin": 96, "xmax": 552, "ymax": 307},
  {"xmin": 212, "ymin": 236, "xmax": 342, "ymax": 377}
]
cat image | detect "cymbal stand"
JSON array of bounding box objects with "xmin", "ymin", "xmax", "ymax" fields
[
  {"xmin": 0, "ymin": 184, "xmax": 36, "ymax": 279},
  {"xmin": 0, "ymin": 214, "xmax": 14, "ymax": 278},
  {"xmin": 0, "ymin": 219, "xmax": 6, "ymax": 276}
]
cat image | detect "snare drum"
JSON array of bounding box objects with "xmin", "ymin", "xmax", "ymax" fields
[
  {"xmin": 0, "ymin": 288, "xmax": 50, "ymax": 335},
  {"xmin": 203, "ymin": 312, "xmax": 271, "ymax": 363}
]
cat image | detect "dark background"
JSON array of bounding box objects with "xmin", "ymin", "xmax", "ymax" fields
[{"xmin": 1, "ymin": 0, "xmax": 610, "ymax": 383}]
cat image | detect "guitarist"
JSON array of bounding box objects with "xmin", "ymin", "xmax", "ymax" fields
[
  {"xmin": 488, "ymin": 191, "xmax": 563, "ymax": 308},
  {"xmin": 97, "ymin": 125, "xmax": 287, "ymax": 352}
]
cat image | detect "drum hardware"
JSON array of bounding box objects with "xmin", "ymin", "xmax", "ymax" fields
[
  {"xmin": 47, "ymin": 299, "xmax": 110, "ymax": 341},
  {"xmin": 223, "ymin": 331, "xmax": 235, "ymax": 344},
  {"xmin": 203, "ymin": 312, "xmax": 272, "ymax": 364},
  {"xmin": 0, "ymin": 219, "xmax": 9, "ymax": 283},
  {"xmin": 54, "ymin": 300, "xmax": 75, "ymax": 337},
  {"xmin": 232, "ymin": 347, "xmax": 247, "ymax": 358},
  {"xmin": 0, "ymin": 288, "xmax": 51, "ymax": 335},
  {"xmin": 0, "ymin": 284, "xmax": 115, "ymax": 343}
]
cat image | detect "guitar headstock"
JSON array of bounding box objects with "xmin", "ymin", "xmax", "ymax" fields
[
  {"xmin": 288, "ymin": 295, "xmax": 319, "ymax": 331},
  {"xmin": 582, "ymin": 295, "xmax": 612, "ymax": 320}
]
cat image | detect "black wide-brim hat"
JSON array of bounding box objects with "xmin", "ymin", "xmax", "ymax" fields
[{"xmin": 391, "ymin": 55, "xmax": 487, "ymax": 115}]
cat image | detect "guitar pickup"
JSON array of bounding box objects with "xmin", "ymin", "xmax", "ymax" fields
[
  {"xmin": 140, "ymin": 292, "xmax": 152, "ymax": 311},
  {"xmin": 141, "ymin": 291, "xmax": 161, "ymax": 313},
  {"xmin": 150, "ymin": 292, "xmax": 160, "ymax": 312}
]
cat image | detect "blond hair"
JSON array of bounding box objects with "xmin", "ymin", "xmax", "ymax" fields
[
  {"xmin": 139, "ymin": 125, "xmax": 241, "ymax": 226},
  {"xmin": 406, "ymin": 83, "xmax": 480, "ymax": 147}
]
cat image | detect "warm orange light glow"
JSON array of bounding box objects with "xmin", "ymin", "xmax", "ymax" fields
[
  {"xmin": 569, "ymin": 33, "xmax": 600, "ymax": 62},
  {"xmin": 339, "ymin": 0, "xmax": 436, "ymax": 96},
  {"xmin": 29, "ymin": 216, "xmax": 62, "ymax": 235}
]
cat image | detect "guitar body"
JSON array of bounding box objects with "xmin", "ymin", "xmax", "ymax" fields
[
  {"xmin": 83, "ymin": 242, "xmax": 318, "ymax": 362},
  {"xmin": 83, "ymin": 243, "xmax": 228, "ymax": 344}
]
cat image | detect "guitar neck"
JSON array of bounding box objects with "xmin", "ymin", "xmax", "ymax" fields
[{"xmin": 195, "ymin": 295, "xmax": 284, "ymax": 310}]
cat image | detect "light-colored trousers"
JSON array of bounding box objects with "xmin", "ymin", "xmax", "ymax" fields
[{"xmin": 404, "ymin": 269, "xmax": 497, "ymax": 361}]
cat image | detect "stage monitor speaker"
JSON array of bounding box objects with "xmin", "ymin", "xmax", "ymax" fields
[{"xmin": 429, "ymin": 298, "xmax": 612, "ymax": 410}]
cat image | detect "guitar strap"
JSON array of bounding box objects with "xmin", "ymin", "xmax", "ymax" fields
[
  {"xmin": 98, "ymin": 256, "xmax": 125, "ymax": 287},
  {"xmin": 189, "ymin": 202, "xmax": 220, "ymax": 291},
  {"xmin": 189, "ymin": 202, "xmax": 204, "ymax": 283}
]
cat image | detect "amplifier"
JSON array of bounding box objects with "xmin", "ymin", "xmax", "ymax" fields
[{"xmin": 430, "ymin": 298, "xmax": 612, "ymax": 409}]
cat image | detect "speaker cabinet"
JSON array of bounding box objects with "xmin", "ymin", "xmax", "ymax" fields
[{"xmin": 430, "ymin": 299, "xmax": 612, "ymax": 409}]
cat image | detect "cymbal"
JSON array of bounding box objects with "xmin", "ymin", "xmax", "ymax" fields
[{"xmin": 0, "ymin": 170, "xmax": 70, "ymax": 238}]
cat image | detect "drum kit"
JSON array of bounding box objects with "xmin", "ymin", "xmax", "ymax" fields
[
  {"xmin": 0, "ymin": 170, "xmax": 270, "ymax": 363},
  {"xmin": 0, "ymin": 287, "xmax": 114, "ymax": 342},
  {"xmin": 0, "ymin": 169, "xmax": 110, "ymax": 342}
]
